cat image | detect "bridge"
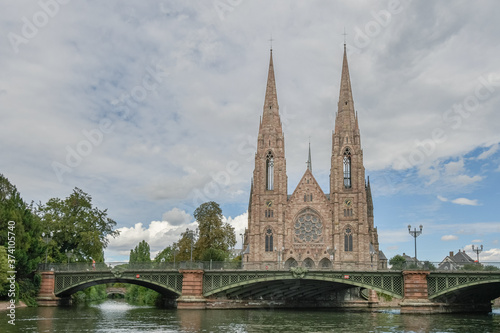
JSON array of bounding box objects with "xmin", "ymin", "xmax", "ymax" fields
[{"xmin": 37, "ymin": 262, "xmax": 500, "ymax": 313}]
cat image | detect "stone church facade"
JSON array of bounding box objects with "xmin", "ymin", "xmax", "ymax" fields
[{"xmin": 242, "ymin": 46, "xmax": 382, "ymax": 270}]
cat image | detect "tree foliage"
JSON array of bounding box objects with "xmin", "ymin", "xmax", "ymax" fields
[
  {"xmin": 0, "ymin": 174, "xmax": 44, "ymax": 279},
  {"xmin": 389, "ymin": 255, "xmax": 406, "ymax": 270},
  {"xmin": 193, "ymin": 201, "xmax": 236, "ymax": 259},
  {"xmin": 130, "ymin": 240, "xmax": 151, "ymax": 263},
  {"xmin": 154, "ymin": 244, "xmax": 177, "ymax": 262},
  {"xmin": 38, "ymin": 187, "xmax": 119, "ymax": 262}
]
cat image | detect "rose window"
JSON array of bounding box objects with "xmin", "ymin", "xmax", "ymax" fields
[{"xmin": 294, "ymin": 209, "xmax": 323, "ymax": 243}]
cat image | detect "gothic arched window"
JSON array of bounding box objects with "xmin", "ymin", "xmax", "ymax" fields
[
  {"xmin": 266, "ymin": 151, "xmax": 274, "ymax": 190},
  {"xmin": 265, "ymin": 228, "xmax": 273, "ymax": 252},
  {"xmin": 343, "ymin": 148, "xmax": 351, "ymax": 188},
  {"xmin": 344, "ymin": 227, "xmax": 353, "ymax": 252}
]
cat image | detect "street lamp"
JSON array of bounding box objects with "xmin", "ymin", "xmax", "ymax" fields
[
  {"xmin": 240, "ymin": 233, "xmax": 244, "ymax": 256},
  {"xmin": 275, "ymin": 246, "xmax": 284, "ymax": 269},
  {"xmin": 370, "ymin": 248, "xmax": 377, "ymax": 269},
  {"xmin": 42, "ymin": 232, "xmax": 53, "ymax": 265},
  {"xmin": 408, "ymin": 225, "xmax": 423, "ymax": 261},
  {"xmin": 65, "ymin": 249, "xmax": 73, "ymax": 270},
  {"xmin": 186, "ymin": 228, "xmax": 194, "ymax": 262},
  {"xmin": 472, "ymin": 244, "xmax": 483, "ymax": 263},
  {"xmin": 173, "ymin": 247, "xmax": 177, "ymax": 268}
]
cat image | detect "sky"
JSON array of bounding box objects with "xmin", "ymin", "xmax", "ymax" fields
[{"xmin": 1, "ymin": 1, "xmax": 500, "ymax": 263}]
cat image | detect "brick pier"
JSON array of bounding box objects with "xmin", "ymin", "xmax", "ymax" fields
[
  {"xmin": 400, "ymin": 271, "xmax": 439, "ymax": 314},
  {"xmin": 176, "ymin": 269, "xmax": 206, "ymax": 309}
]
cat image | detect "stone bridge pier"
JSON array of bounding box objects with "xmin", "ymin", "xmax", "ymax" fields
[{"xmin": 37, "ymin": 271, "xmax": 70, "ymax": 306}]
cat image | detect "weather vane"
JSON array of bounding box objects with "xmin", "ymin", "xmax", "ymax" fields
[{"xmin": 269, "ymin": 34, "xmax": 274, "ymax": 50}]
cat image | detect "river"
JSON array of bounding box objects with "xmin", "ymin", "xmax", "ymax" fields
[{"xmin": 2, "ymin": 300, "xmax": 500, "ymax": 332}]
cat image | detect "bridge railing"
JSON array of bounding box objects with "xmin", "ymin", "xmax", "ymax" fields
[
  {"xmin": 37, "ymin": 261, "xmax": 500, "ymax": 272},
  {"xmin": 37, "ymin": 261, "xmax": 244, "ymax": 272},
  {"xmin": 389, "ymin": 261, "xmax": 500, "ymax": 271}
]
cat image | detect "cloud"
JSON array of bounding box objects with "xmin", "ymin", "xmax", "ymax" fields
[
  {"xmin": 105, "ymin": 210, "xmax": 248, "ymax": 261},
  {"xmin": 223, "ymin": 211, "xmax": 248, "ymax": 248},
  {"xmin": 106, "ymin": 220, "xmax": 196, "ymax": 260},
  {"xmin": 477, "ymin": 144, "xmax": 499, "ymax": 160},
  {"xmin": 453, "ymin": 175, "xmax": 483, "ymax": 186},
  {"xmin": 471, "ymin": 239, "xmax": 482, "ymax": 243},
  {"xmin": 437, "ymin": 195, "xmax": 448, "ymax": 202},
  {"xmin": 162, "ymin": 207, "xmax": 192, "ymax": 226},
  {"xmin": 441, "ymin": 235, "xmax": 458, "ymax": 241},
  {"xmin": 451, "ymin": 198, "xmax": 479, "ymax": 206},
  {"xmin": 437, "ymin": 195, "xmax": 479, "ymax": 206}
]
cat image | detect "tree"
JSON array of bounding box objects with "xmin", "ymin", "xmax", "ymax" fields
[
  {"xmin": 389, "ymin": 255, "xmax": 406, "ymax": 270},
  {"xmin": 193, "ymin": 201, "xmax": 236, "ymax": 259},
  {"xmin": 0, "ymin": 246, "xmax": 8, "ymax": 296},
  {"xmin": 154, "ymin": 244, "xmax": 177, "ymax": 262},
  {"xmin": 0, "ymin": 174, "xmax": 44, "ymax": 279},
  {"xmin": 130, "ymin": 240, "xmax": 151, "ymax": 263},
  {"xmin": 38, "ymin": 187, "xmax": 120, "ymax": 262},
  {"xmin": 175, "ymin": 230, "xmax": 196, "ymax": 261}
]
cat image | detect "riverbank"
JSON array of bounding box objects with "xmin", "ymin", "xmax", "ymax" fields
[{"xmin": 0, "ymin": 300, "xmax": 28, "ymax": 311}]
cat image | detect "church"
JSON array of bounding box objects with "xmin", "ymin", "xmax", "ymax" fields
[{"xmin": 242, "ymin": 45, "xmax": 385, "ymax": 270}]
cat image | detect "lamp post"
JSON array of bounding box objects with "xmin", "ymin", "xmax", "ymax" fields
[
  {"xmin": 173, "ymin": 247, "xmax": 177, "ymax": 268},
  {"xmin": 408, "ymin": 224, "xmax": 423, "ymax": 261},
  {"xmin": 65, "ymin": 249, "xmax": 73, "ymax": 270},
  {"xmin": 186, "ymin": 228, "xmax": 194, "ymax": 263},
  {"xmin": 240, "ymin": 233, "xmax": 244, "ymax": 256},
  {"xmin": 275, "ymin": 246, "xmax": 284, "ymax": 269},
  {"xmin": 472, "ymin": 244, "xmax": 483, "ymax": 263},
  {"xmin": 370, "ymin": 248, "xmax": 377, "ymax": 269},
  {"xmin": 42, "ymin": 232, "xmax": 53, "ymax": 265}
]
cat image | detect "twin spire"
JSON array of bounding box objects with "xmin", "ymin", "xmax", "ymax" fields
[{"xmin": 261, "ymin": 44, "xmax": 358, "ymax": 170}]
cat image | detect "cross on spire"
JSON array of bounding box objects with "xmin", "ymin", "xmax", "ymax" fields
[
  {"xmin": 269, "ymin": 34, "xmax": 274, "ymax": 50},
  {"xmin": 342, "ymin": 27, "xmax": 347, "ymax": 45}
]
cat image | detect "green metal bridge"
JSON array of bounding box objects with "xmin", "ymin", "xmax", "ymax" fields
[{"xmin": 39, "ymin": 262, "xmax": 500, "ymax": 306}]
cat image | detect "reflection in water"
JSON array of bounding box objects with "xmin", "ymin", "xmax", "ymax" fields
[{"xmin": 2, "ymin": 301, "xmax": 499, "ymax": 332}]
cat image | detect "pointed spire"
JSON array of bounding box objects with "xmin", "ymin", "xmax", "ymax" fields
[
  {"xmin": 306, "ymin": 140, "xmax": 312, "ymax": 171},
  {"xmin": 335, "ymin": 44, "xmax": 357, "ymax": 134},
  {"xmin": 366, "ymin": 176, "xmax": 374, "ymax": 217},
  {"xmin": 264, "ymin": 49, "xmax": 278, "ymax": 111},
  {"xmin": 260, "ymin": 49, "xmax": 282, "ymax": 134}
]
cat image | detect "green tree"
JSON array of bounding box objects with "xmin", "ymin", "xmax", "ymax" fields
[
  {"xmin": 0, "ymin": 174, "xmax": 44, "ymax": 279},
  {"xmin": 389, "ymin": 255, "xmax": 406, "ymax": 270},
  {"xmin": 129, "ymin": 240, "xmax": 151, "ymax": 263},
  {"xmin": 38, "ymin": 187, "xmax": 120, "ymax": 263},
  {"xmin": 200, "ymin": 247, "xmax": 228, "ymax": 261},
  {"xmin": 155, "ymin": 244, "xmax": 177, "ymax": 262},
  {"xmin": 0, "ymin": 246, "xmax": 8, "ymax": 296},
  {"xmin": 175, "ymin": 230, "xmax": 196, "ymax": 261},
  {"xmin": 193, "ymin": 201, "xmax": 236, "ymax": 259}
]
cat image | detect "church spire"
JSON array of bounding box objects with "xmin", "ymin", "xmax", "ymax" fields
[
  {"xmin": 261, "ymin": 49, "xmax": 282, "ymax": 134},
  {"xmin": 366, "ymin": 176, "xmax": 374, "ymax": 218},
  {"xmin": 307, "ymin": 140, "xmax": 312, "ymax": 171},
  {"xmin": 335, "ymin": 44, "xmax": 358, "ymax": 134}
]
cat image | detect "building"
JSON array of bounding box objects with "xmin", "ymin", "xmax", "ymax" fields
[
  {"xmin": 242, "ymin": 45, "xmax": 382, "ymax": 270},
  {"xmin": 438, "ymin": 250, "xmax": 475, "ymax": 270}
]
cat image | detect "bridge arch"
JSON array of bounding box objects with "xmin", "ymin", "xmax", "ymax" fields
[
  {"xmin": 56, "ymin": 277, "xmax": 181, "ymax": 298},
  {"xmin": 428, "ymin": 277, "xmax": 500, "ymax": 303},
  {"xmin": 53, "ymin": 271, "xmax": 183, "ymax": 298},
  {"xmin": 203, "ymin": 271, "xmax": 403, "ymax": 299}
]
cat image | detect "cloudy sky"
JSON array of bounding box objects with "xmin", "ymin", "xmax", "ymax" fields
[{"xmin": 1, "ymin": 1, "xmax": 499, "ymax": 263}]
